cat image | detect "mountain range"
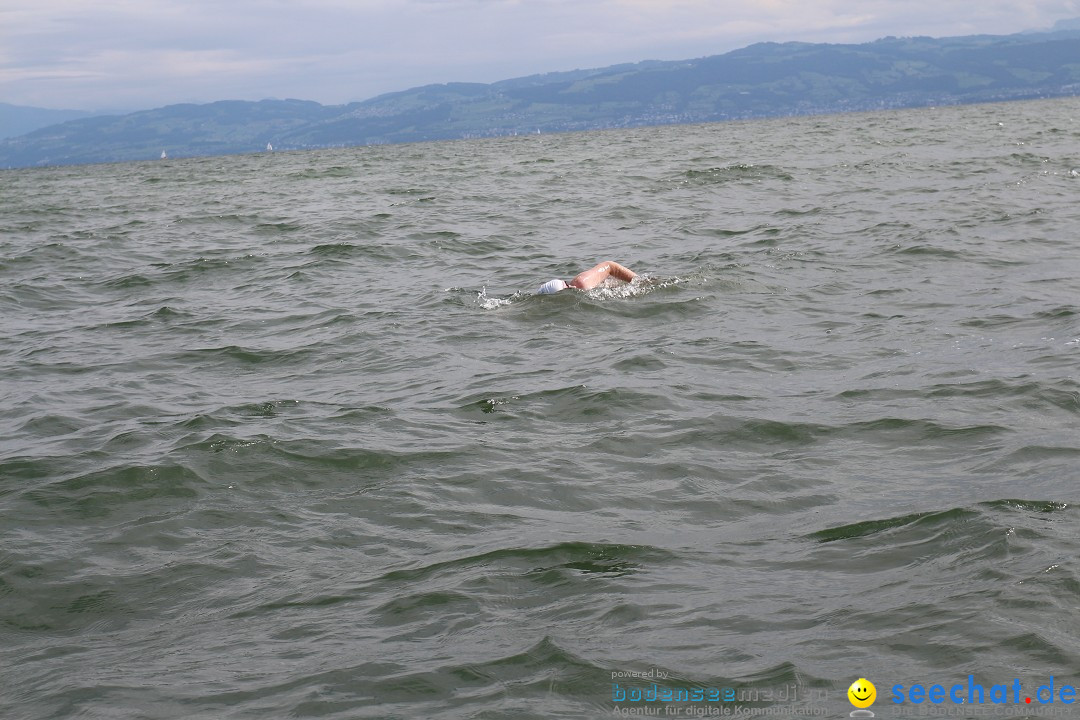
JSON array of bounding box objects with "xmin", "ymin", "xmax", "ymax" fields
[{"xmin": 3, "ymin": 26, "xmax": 1080, "ymax": 169}]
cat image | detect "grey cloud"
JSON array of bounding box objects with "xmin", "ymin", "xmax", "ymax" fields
[{"xmin": 1, "ymin": 0, "xmax": 1077, "ymax": 110}]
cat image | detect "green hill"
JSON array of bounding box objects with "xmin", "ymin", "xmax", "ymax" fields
[{"xmin": 0, "ymin": 103, "xmax": 95, "ymax": 141}]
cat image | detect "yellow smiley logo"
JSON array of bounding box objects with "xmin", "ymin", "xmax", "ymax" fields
[{"xmin": 848, "ymin": 678, "xmax": 876, "ymax": 709}]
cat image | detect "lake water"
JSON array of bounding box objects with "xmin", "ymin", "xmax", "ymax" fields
[{"xmin": 2, "ymin": 97, "xmax": 1080, "ymax": 719}]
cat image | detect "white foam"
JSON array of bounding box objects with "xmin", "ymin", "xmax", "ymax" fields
[
  {"xmin": 477, "ymin": 287, "xmax": 513, "ymax": 309},
  {"xmin": 586, "ymin": 275, "xmax": 677, "ymax": 300}
]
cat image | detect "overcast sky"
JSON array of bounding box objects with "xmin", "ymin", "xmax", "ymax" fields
[{"xmin": 2, "ymin": 0, "xmax": 1079, "ymax": 111}]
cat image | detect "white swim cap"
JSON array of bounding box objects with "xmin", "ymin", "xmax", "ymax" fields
[{"xmin": 536, "ymin": 278, "xmax": 568, "ymax": 294}]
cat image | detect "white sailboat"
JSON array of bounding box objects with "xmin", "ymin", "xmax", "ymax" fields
[
  {"xmin": 160, "ymin": 149, "xmax": 167, "ymax": 160},
  {"xmin": 266, "ymin": 142, "xmax": 273, "ymax": 152}
]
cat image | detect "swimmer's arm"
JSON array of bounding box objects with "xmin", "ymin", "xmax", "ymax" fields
[
  {"xmin": 568, "ymin": 261, "xmax": 638, "ymax": 290},
  {"xmin": 606, "ymin": 261, "xmax": 637, "ymax": 283}
]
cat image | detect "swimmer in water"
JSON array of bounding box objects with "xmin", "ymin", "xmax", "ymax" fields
[{"xmin": 536, "ymin": 260, "xmax": 638, "ymax": 294}]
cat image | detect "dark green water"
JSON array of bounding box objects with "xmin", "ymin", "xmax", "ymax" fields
[{"xmin": 2, "ymin": 97, "xmax": 1080, "ymax": 720}]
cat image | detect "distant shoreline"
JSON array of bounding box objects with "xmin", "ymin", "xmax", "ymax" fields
[{"xmin": 3, "ymin": 27, "xmax": 1080, "ymax": 169}]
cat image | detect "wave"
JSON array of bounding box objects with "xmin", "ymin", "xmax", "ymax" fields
[
  {"xmin": 671, "ymin": 163, "xmax": 795, "ymax": 186},
  {"xmin": 470, "ymin": 275, "xmax": 693, "ymax": 310}
]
